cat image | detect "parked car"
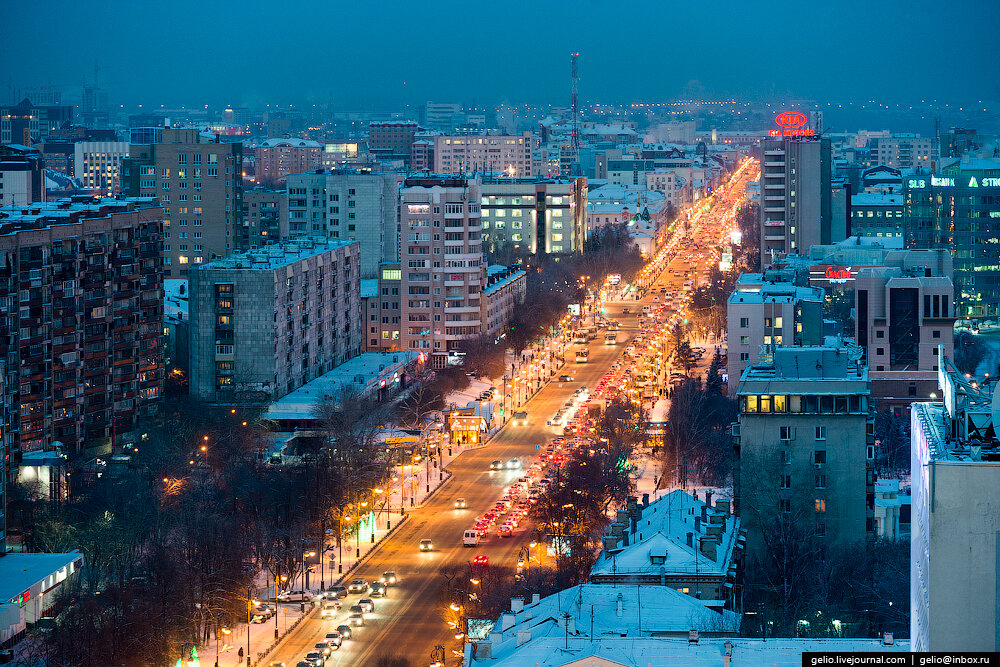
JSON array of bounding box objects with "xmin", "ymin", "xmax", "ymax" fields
[{"xmin": 277, "ymin": 590, "xmax": 311, "ymax": 602}]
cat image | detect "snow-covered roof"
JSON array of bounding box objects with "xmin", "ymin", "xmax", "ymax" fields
[
  {"xmin": 468, "ymin": 635, "xmax": 909, "ymax": 667},
  {"xmin": 164, "ymin": 278, "xmax": 189, "ymax": 320},
  {"xmin": 591, "ymin": 490, "xmax": 741, "ymax": 579}
]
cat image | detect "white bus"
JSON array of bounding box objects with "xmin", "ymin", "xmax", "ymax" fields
[{"xmin": 575, "ymin": 347, "xmax": 590, "ymax": 363}]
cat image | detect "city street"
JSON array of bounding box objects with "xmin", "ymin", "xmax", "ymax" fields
[{"xmin": 262, "ymin": 161, "xmax": 756, "ymax": 667}]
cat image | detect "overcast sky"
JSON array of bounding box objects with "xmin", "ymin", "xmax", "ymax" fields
[{"xmin": 3, "ymin": 0, "xmax": 998, "ymax": 108}]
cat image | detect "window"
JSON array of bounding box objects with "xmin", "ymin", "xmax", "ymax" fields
[
  {"xmin": 875, "ymin": 330, "xmax": 884, "ymax": 338},
  {"xmin": 814, "ymin": 499, "xmax": 826, "ymax": 513},
  {"xmin": 740, "ymin": 317, "xmax": 749, "ymax": 328},
  {"xmin": 932, "ymin": 330, "xmax": 941, "ymax": 339},
  {"xmin": 740, "ymin": 352, "xmax": 749, "ymax": 361},
  {"xmin": 814, "ymin": 450, "xmax": 826, "ymax": 465},
  {"xmin": 779, "ymin": 499, "xmax": 791, "ymax": 513},
  {"xmin": 815, "ymin": 475, "xmax": 826, "ymax": 489},
  {"xmin": 876, "ymin": 347, "xmax": 884, "ymax": 355},
  {"xmin": 780, "ymin": 450, "xmax": 791, "ymax": 465},
  {"xmin": 740, "ymin": 336, "xmax": 750, "ymax": 345},
  {"xmin": 780, "ymin": 425, "xmax": 792, "ymax": 440},
  {"xmin": 815, "ymin": 426, "xmax": 827, "ymax": 440},
  {"xmin": 780, "ymin": 475, "xmax": 791, "ymax": 490}
]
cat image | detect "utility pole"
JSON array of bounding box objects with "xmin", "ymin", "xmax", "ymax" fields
[{"xmin": 570, "ymin": 52, "xmax": 580, "ymax": 154}]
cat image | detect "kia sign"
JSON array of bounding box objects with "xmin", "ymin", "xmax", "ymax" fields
[
  {"xmin": 769, "ymin": 111, "xmax": 816, "ymax": 138},
  {"xmin": 775, "ymin": 111, "xmax": 808, "ymax": 129}
]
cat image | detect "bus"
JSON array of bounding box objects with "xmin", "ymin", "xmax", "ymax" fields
[
  {"xmin": 604, "ymin": 333, "xmax": 617, "ymax": 345},
  {"xmin": 575, "ymin": 347, "xmax": 590, "ymax": 363},
  {"xmin": 607, "ymin": 320, "xmax": 619, "ymax": 331},
  {"xmin": 572, "ymin": 331, "xmax": 588, "ymax": 344}
]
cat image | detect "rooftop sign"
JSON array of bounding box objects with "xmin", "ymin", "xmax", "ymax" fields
[{"xmin": 769, "ymin": 111, "xmax": 815, "ymax": 138}]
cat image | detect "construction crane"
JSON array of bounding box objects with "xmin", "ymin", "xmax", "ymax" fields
[{"xmin": 571, "ymin": 52, "xmax": 580, "ymax": 152}]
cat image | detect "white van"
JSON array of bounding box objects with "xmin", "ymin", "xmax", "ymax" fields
[{"xmin": 463, "ymin": 530, "xmax": 480, "ymax": 547}]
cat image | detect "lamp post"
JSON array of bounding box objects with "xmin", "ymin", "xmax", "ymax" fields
[
  {"xmin": 246, "ymin": 586, "xmax": 253, "ymax": 667},
  {"xmin": 276, "ymin": 574, "xmax": 286, "ymax": 639}
]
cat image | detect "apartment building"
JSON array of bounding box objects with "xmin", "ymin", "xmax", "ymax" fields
[
  {"xmin": 734, "ymin": 343, "xmax": 875, "ymax": 564},
  {"xmin": 480, "ymin": 176, "xmax": 588, "ymax": 256},
  {"xmin": 363, "ymin": 263, "xmax": 401, "ymax": 352},
  {"xmin": 482, "ymin": 265, "xmax": 526, "ymax": 340},
  {"xmin": 399, "ymin": 175, "xmax": 484, "ymax": 368},
  {"xmin": 121, "ymin": 128, "xmax": 244, "ymax": 278},
  {"xmin": 0, "ymin": 145, "xmax": 45, "ymax": 205},
  {"xmin": 73, "ymin": 141, "xmax": 130, "ymax": 193},
  {"xmin": 285, "ymin": 169, "xmax": 399, "ymax": 278},
  {"xmin": 242, "ymin": 187, "xmax": 285, "ymax": 249},
  {"xmin": 850, "ymin": 192, "xmax": 903, "ymax": 239},
  {"xmin": 368, "ymin": 121, "xmax": 419, "ymax": 164},
  {"xmin": 411, "ymin": 132, "xmax": 534, "ymax": 177},
  {"xmin": 188, "ymin": 237, "xmax": 362, "ymax": 403},
  {"xmin": 0, "ymin": 197, "xmax": 164, "ymax": 461},
  {"xmin": 759, "ymin": 137, "xmax": 833, "ymax": 267},
  {"xmin": 254, "ymin": 138, "xmax": 322, "ymax": 186},
  {"xmin": 869, "ymin": 135, "xmax": 936, "ymax": 170},
  {"xmin": 726, "ymin": 271, "xmax": 825, "ymax": 397},
  {"xmin": 911, "ymin": 363, "xmax": 1000, "ymax": 651}
]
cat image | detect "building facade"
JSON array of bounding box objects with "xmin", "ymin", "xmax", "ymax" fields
[
  {"xmin": 368, "ymin": 121, "xmax": 419, "ymax": 164},
  {"xmin": 869, "ymin": 135, "xmax": 936, "ymax": 170},
  {"xmin": 734, "ymin": 344, "xmax": 875, "ymax": 564},
  {"xmin": 285, "ymin": 169, "xmax": 399, "ymax": 278},
  {"xmin": 399, "ymin": 175, "xmax": 484, "ymax": 368},
  {"xmin": 760, "ymin": 137, "xmax": 832, "ymax": 267},
  {"xmin": 480, "ymin": 176, "xmax": 588, "ymax": 256},
  {"xmin": 482, "ymin": 265, "xmax": 526, "ymax": 341},
  {"xmin": 850, "ymin": 192, "xmax": 903, "ymax": 239},
  {"xmin": 363, "ymin": 263, "xmax": 401, "ymax": 352},
  {"xmin": 121, "ymin": 128, "xmax": 244, "ymax": 278},
  {"xmin": 726, "ymin": 271, "xmax": 825, "ymax": 397},
  {"xmin": 0, "ymin": 197, "xmax": 164, "ymax": 461},
  {"xmin": 911, "ymin": 366, "xmax": 1000, "ymax": 651},
  {"xmin": 412, "ymin": 133, "xmax": 534, "ymax": 177},
  {"xmin": 188, "ymin": 238, "xmax": 362, "ymax": 403},
  {"xmin": 73, "ymin": 141, "xmax": 130, "ymax": 194},
  {"xmin": 903, "ymin": 160, "xmax": 1000, "ymax": 320}
]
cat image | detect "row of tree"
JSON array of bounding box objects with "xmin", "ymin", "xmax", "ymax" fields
[{"xmin": 13, "ymin": 391, "xmax": 393, "ymax": 667}]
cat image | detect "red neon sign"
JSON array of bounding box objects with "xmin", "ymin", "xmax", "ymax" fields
[
  {"xmin": 825, "ymin": 266, "xmax": 852, "ymax": 280},
  {"xmin": 775, "ymin": 112, "xmax": 808, "ymax": 129}
]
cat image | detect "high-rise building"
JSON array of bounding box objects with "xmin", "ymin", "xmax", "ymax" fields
[
  {"xmin": 0, "ymin": 145, "xmax": 46, "ymax": 205},
  {"xmin": 285, "ymin": 169, "xmax": 399, "ymax": 278},
  {"xmin": 726, "ymin": 270, "xmax": 825, "ymax": 397},
  {"xmin": 363, "ymin": 263, "xmax": 401, "ymax": 352},
  {"xmin": 0, "ymin": 197, "xmax": 164, "ymax": 461},
  {"xmin": 188, "ymin": 238, "xmax": 363, "ymax": 403},
  {"xmin": 412, "ymin": 133, "xmax": 534, "ymax": 177},
  {"xmin": 73, "ymin": 141, "xmax": 130, "ymax": 193},
  {"xmin": 903, "ymin": 158, "xmax": 1000, "ymax": 320},
  {"xmin": 733, "ymin": 343, "xmax": 875, "ymax": 563},
  {"xmin": 911, "ymin": 362, "xmax": 1000, "ymax": 651},
  {"xmin": 759, "ymin": 137, "xmax": 833, "ymax": 267},
  {"xmin": 480, "ymin": 176, "xmax": 588, "ymax": 256},
  {"xmin": 254, "ymin": 138, "xmax": 322, "ymax": 187},
  {"xmin": 121, "ymin": 128, "xmax": 244, "ymax": 278},
  {"xmin": 482, "ymin": 265, "xmax": 526, "ymax": 340},
  {"xmin": 0, "ymin": 99, "xmax": 73, "ymax": 144},
  {"xmin": 399, "ymin": 175, "xmax": 484, "ymax": 367},
  {"xmin": 422, "ymin": 102, "xmax": 463, "ymax": 132}
]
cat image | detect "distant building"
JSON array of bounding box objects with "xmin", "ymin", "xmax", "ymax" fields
[
  {"xmin": 121, "ymin": 128, "xmax": 244, "ymax": 277},
  {"xmin": 480, "ymin": 176, "xmax": 588, "ymax": 256},
  {"xmin": 0, "ymin": 197, "xmax": 164, "ymax": 461},
  {"xmin": 0, "ymin": 99, "xmax": 73, "ymax": 144},
  {"xmin": 734, "ymin": 342, "xmax": 875, "ymax": 564},
  {"xmin": 254, "ymin": 138, "xmax": 322, "ymax": 187},
  {"xmin": 869, "ymin": 134, "xmax": 936, "ymax": 170},
  {"xmin": 903, "ymin": 158, "xmax": 1000, "ymax": 320},
  {"xmin": 726, "ymin": 270, "xmax": 825, "ymax": 397},
  {"xmin": 412, "ymin": 132, "xmax": 534, "ymax": 177},
  {"xmin": 368, "ymin": 121, "xmax": 419, "ymax": 164},
  {"xmin": 285, "ymin": 169, "xmax": 399, "ymax": 278},
  {"xmin": 188, "ymin": 237, "xmax": 362, "ymax": 403},
  {"xmin": 399, "ymin": 175, "xmax": 484, "ymax": 367},
  {"xmin": 591, "ymin": 491, "xmax": 744, "ymax": 610},
  {"xmin": 73, "ymin": 140, "xmax": 129, "ymax": 193},
  {"xmin": 0, "ymin": 145, "xmax": 46, "ymax": 205},
  {"xmin": 422, "ymin": 101, "xmax": 463, "ymax": 131},
  {"xmin": 911, "ymin": 359, "xmax": 1000, "ymax": 651},
  {"xmin": 850, "ymin": 192, "xmax": 903, "ymax": 239},
  {"xmin": 760, "ymin": 137, "xmax": 833, "ymax": 267}
]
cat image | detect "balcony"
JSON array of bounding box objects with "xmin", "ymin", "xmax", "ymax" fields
[
  {"xmin": 444, "ymin": 239, "xmax": 466, "ymax": 247},
  {"xmin": 444, "ymin": 304, "xmax": 480, "ymax": 314}
]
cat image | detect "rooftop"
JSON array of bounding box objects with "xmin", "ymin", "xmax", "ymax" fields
[
  {"xmin": 729, "ymin": 272, "xmax": 824, "ymax": 305},
  {"xmin": 259, "ymin": 138, "xmax": 322, "ymax": 148},
  {"xmin": 195, "ymin": 237, "xmax": 356, "ymax": 271},
  {"xmin": 0, "ymin": 196, "xmax": 161, "ymax": 233},
  {"xmin": 0, "ymin": 551, "xmax": 84, "ymax": 605},
  {"xmin": 739, "ymin": 340, "xmax": 869, "ymax": 387},
  {"xmin": 264, "ymin": 351, "xmax": 418, "ymax": 420},
  {"xmin": 468, "ymin": 635, "xmax": 908, "ymax": 667},
  {"xmin": 851, "ymin": 192, "xmax": 903, "ymax": 206}
]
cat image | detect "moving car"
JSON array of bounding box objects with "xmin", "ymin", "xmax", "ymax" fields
[
  {"xmin": 489, "ymin": 460, "xmax": 504, "ymax": 470},
  {"xmin": 463, "ymin": 529, "xmax": 480, "ymax": 547},
  {"xmin": 348, "ymin": 612, "xmax": 365, "ymax": 626},
  {"xmin": 513, "ymin": 411, "xmax": 529, "ymax": 425},
  {"xmin": 347, "ymin": 579, "xmax": 368, "ymax": 593},
  {"xmin": 368, "ymin": 582, "xmax": 387, "ymax": 597},
  {"xmin": 320, "ymin": 601, "xmax": 341, "ymax": 618},
  {"xmin": 327, "ymin": 586, "xmax": 348, "ymax": 599},
  {"xmin": 380, "ymin": 571, "xmax": 398, "ymax": 586},
  {"xmin": 419, "ymin": 539, "xmax": 434, "ymax": 552},
  {"xmin": 454, "ymin": 497, "xmax": 467, "ymax": 509},
  {"xmin": 314, "ymin": 643, "xmax": 333, "ymax": 657},
  {"xmin": 324, "ymin": 631, "xmax": 343, "ymax": 647},
  {"xmin": 506, "ymin": 458, "xmax": 521, "ymax": 470},
  {"xmin": 558, "ymin": 374, "xmax": 573, "ymax": 382},
  {"xmin": 336, "ymin": 625, "xmax": 353, "ymax": 639},
  {"xmin": 358, "ymin": 598, "xmax": 375, "ymax": 613},
  {"xmin": 303, "ymin": 652, "xmax": 325, "ymax": 666},
  {"xmin": 472, "ymin": 554, "xmax": 489, "ymax": 566}
]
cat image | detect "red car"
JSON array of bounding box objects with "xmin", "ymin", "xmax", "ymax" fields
[{"xmin": 472, "ymin": 554, "xmax": 489, "ymax": 566}]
